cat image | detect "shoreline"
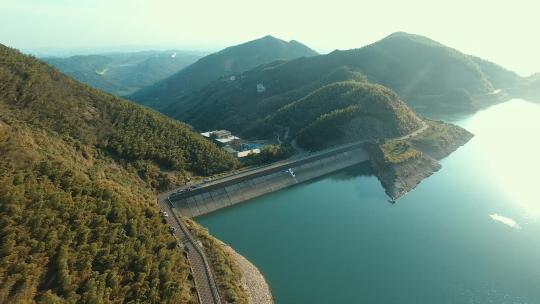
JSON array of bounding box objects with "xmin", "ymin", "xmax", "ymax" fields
[{"xmin": 220, "ymin": 242, "xmax": 274, "ymax": 304}]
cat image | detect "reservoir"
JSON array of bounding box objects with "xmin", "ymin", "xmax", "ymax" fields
[{"xmin": 198, "ymin": 99, "xmax": 540, "ymax": 303}]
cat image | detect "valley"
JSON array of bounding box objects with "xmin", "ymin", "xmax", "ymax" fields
[{"xmin": 44, "ymin": 50, "xmax": 204, "ymax": 96}]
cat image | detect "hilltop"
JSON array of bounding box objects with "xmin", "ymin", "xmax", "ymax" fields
[
  {"xmin": 0, "ymin": 45, "xmax": 246, "ymax": 303},
  {"xmin": 129, "ymin": 35, "xmax": 318, "ymax": 110},
  {"xmin": 262, "ymin": 81, "xmax": 422, "ymax": 151},
  {"xmin": 44, "ymin": 50, "xmax": 203, "ymax": 96}
]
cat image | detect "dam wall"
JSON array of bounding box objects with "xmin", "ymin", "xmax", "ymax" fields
[{"xmin": 170, "ymin": 146, "xmax": 370, "ymax": 218}]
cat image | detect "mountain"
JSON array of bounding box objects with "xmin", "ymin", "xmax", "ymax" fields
[
  {"xmin": 170, "ymin": 32, "xmax": 524, "ymax": 130},
  {"xmin": 275, "ymin": 81, "xmax": 423, "ymax": 150},
  {"xmin": 0, "ymin": 45, "xmax": 240, "ymax": 303},
  {"xmin": 339, "ymin": 32, "xmax": 522, "ymax": 110},
  {"xmin": 129, "ymin": 35, "xmax": 318, "ymax": 110},
  {"xmin": 43, "ymin": 50, "xmax": 203, "ymax": 96}
]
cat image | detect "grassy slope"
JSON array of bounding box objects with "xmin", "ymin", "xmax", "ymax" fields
[{"xmin": 0, "ymin": 45, "xmax": 242, "ymax": 303}]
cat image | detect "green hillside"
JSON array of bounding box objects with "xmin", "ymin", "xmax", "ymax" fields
[
  {"xmin": 173, "ymin": 63, "xmax": 374, "ymax": 133},
  {"xmin": 175, "ymin": 72, "xmax": 423, "ymax": 151},
  {"xmin": 0, "ymin": 45, "xmax": 239, "ymax": 303},
  {"xmin": 274, "ymin": 81, "xmax": 423, "ymax": 150},
  {"xmin": 44, "ymin": 50, "xmax": 203, "ymax": 96},
  {"xmin": 129, "ymin": 35, "xmax": 318, "ymax": 110},
  {"xmin": 170, "ymin": 32, "xmax": 523, "ymax": 128}
]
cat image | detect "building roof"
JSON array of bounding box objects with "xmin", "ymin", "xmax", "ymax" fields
[
  {"xmin": 201, "ymin": 130, "xmax": 234, "ymax": 138},
  {"xmin": 215, "ymin": 136, "xmax": 240, "ymax": 144}
]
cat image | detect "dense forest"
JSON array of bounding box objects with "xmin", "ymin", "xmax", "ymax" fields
[
  {"xmin": 129, "ymin": 35, "xmax": 318, "ymax": 111},
  {"xmin": 0, "ymin": 44, "xmax": 239, "ymax": 303},
  {"xmin": 0, "ymin": 45, "xmax": 237, "ymax": 178},
  {"xmin": 274, "ymin": 81, "xmax": 422, "ymax": 150}
]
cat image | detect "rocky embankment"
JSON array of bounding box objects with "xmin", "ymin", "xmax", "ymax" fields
[
  {"xmin": 221, "ymin": 244, "xmax": 274, "ymax": 304},
  {"xmin": 368, "ymin": 120, "xmax": 473, "ymax": 200},
  {"xmin": 185, "ymin": 218, "xmax": 274, "ymax": 304}
]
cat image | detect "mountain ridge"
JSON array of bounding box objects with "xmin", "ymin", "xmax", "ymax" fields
[{"xmin": 129, "ymin": 35, "xmax": 318, "ymax": 110}]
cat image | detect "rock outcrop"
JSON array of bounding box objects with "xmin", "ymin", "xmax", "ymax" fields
[{"xmin": 368, "ymin": 120, "xmax": 473, "ymax": 200}]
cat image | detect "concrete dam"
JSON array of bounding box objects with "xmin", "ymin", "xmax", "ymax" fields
[{"xmin": 169, "ymin": 143, "xmax": 370, "ymax": 218}]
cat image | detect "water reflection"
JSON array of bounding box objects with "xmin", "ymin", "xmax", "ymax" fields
[
  {"xmin": 489, "ymin": 213, "xmax": 521, "ymax": 229},
  {"xmin": 458, "ymin": 100, "xmax": 540, "ymax": 220},
  {"xmin": 327, "ymin": 162, "xmax": 374, "ymax": 181}
]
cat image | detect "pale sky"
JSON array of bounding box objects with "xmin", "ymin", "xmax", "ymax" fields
[{"xmin": 1, "ymin": 0, "xmax": 539, "ymax": 76}]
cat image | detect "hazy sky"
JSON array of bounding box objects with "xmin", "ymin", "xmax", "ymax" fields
[{"xmin": 1, "ymin": 0, "xmax": 539, "ymax": 75}]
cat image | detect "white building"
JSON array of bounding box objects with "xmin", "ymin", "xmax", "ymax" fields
[
  {"xmin": 201, "ymin": 130, "xmax": 240, "ymax": 145},
  {"xmin": 256, "ymin": 83, "xmax": 266, "ymax": 93}
]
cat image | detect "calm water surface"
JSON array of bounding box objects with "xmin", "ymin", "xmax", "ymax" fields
[{"xmin": 198, "ymin": 99, "xmax": 540, "ymax": 304}]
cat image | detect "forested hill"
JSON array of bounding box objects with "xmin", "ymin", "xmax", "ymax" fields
[
  {"xmin": 169, "ymin": 32, "xmax": 523, "ymax": 126},
  {"xmin": 129, "ymin": 35, "xmax": 318, "ymax": 110},
  {"xmin": 1, "ymin": 45, "xmax": 237, "ymax": 176},
  {"xmin": 275, "ymin": 81, "xmax": 424, "ymax": 150},
  {"xmin": 0, "ymin": 44, "xmax": 238, "ymax": 303},
  {"xmin": 173, "ymin": 63, "xmax": 424, "ymax": 151}
]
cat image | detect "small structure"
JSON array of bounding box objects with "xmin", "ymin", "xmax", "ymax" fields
[
  {"xmin": 256, "ymin": 83, "xmax": 266, "ymax": 93},
  {"xmin": 229, "ymin": 75, "xmax": 236, "ymax": 81},
  {"xmin": 237, "ymin": 149, "xmax": 261, "ymax": 158},
  {"xmin": 201, "ymin": 130, "xmax": 240, "ymax": 146}
]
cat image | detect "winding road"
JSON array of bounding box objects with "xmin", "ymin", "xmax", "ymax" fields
[{"xmin": 158, "ymin": 197, "xmax": 222, "ymax": 304}]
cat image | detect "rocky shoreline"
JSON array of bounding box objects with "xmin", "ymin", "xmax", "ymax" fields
[
  {"xmin": 368, "ymin": 146, "xmax": 441, "ymax": 200},
  {"xmin": 368, "ymin": 120, "xmax": 474, "ymax": 200},
  {"xmin": 220, "ymin": 242, "xmax": 274, "ymax": 304}
]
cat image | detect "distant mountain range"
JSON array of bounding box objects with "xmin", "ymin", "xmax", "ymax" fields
[
  {"xmin": 129, "ymin": 35, "xmax": 318, "ymax": 110},
  {"xmin": 43, "ymin": 50, "xmax": 204, "ymax": 96},
  {"xmin": 0, "ymin": 44, "xmax": 238, "ymax": 302}
]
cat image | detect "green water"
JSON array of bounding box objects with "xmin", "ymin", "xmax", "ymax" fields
[{"xmin": 198, "ymin": 99, "xmax": 540, "ymax": 304}]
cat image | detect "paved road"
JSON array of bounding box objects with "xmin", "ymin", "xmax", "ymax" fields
[{"xmin": 158, "ymin": 198, "xmax": 222, "ymax": 304}]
